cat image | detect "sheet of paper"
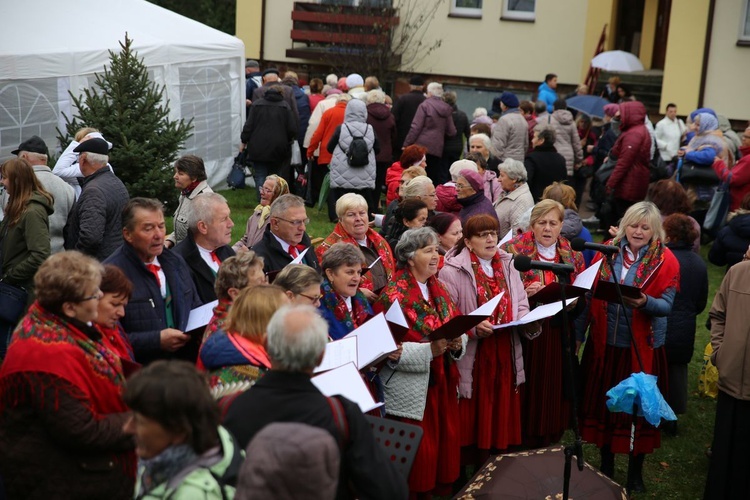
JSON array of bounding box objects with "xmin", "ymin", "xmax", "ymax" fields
[
  {"xmin": 493, "ymin": 298, "xmax": 577, "ymax": 329},
  {"xmin": 311, "ymin": 362, "xmax": 384, "ymax": 413},
  {"xmin": 314, "ymin": 336, "xmax": 358, "ymax": 373},
  {"xmin": 368, "ymin": 256, "xmax": 382, "ymax": 269},
  {"xmin": 290, "ymin": 247, "xmax": 309, "ymax": 265},
  {"xmin": 572, "ymin": 260, "xmax": 602, "ymax": 289},
  {"xmin": 497, "ymin": 228, "xmax": 514, "ymax": 247},
  {"xmin": 185, "ymin": 300, "xmax": 218, "ymax": 332},
  {"xmin": 471, "ymin": 291, "xmax": 504, "ymax": 317},
  {"xmin": 344, "ymin": 313, "xmax": 397, "ymax": 368},
  {"xmin": 385, "ymin": 300, "xmax": 408, "ymax": 329},
  {"xmin": 429, "ymin": 292, "xmax": 504, "ymax": 341}
]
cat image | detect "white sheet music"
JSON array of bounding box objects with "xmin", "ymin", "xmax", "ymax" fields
[
  {"xmin": 471, "ymin": 292, "xmax": 504, "ymax": 316},
  {"xmin": 385, "ymin": 300, "xmax": 408, "ymax": 329},
  {"xmin": 344, "ymin": 313, "xmax": 397, "ymax": 368},
  {"xmin": 311, "ymin": 362, "xmax": 384, "ymax": 413},
  {"xmin": 572, "ymin": 260, "xmax": 602, "ymax": 290},
  {"xmin": 493, "ymin": 298, "xmax": 577, "ymax": 329},
  {"xmin": 314, "ymin": 337, "xmax": 358, "ymax": 374},
  {"xmin": 185, "ymin": 300, "xmax": 218, "ymax": 332},
  {"xmin": 368, "ymin": 256, "xmax": 382, "ymax": 269},
  {"xmin": 290, "ymin": 247, "xmax": 309, "ymax": 265}
]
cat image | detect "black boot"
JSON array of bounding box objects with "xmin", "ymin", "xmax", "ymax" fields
[
  {"xmin": 600, "ymin": 446, "xmax": 615, "ymax": 478},
  {"xmin": 626, "ymin": 453, "xmax": 646, "ymax": 494}
]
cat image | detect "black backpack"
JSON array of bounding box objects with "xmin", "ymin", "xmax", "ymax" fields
[{"xmin": 341, "ymin": 124, "xmax": 370, "ymax": 167}]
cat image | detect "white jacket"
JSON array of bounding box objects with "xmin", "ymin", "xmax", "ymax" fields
[{"xmin": 655, "ymin": 116, "xmax": 686, "ymax": 161}]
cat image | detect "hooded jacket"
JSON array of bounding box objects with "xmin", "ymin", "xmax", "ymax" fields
[
  {"xmin": 403, "ymin": 96, "xmax": 457, "ymax": 157},
  {"xmin": 491, "ymin": 110, "xmax": 528, "ymax": 162},
  {"xmin": 549, "ymin": 109, "xmax": 584, "ymax": 176},
  {"xmin": 606, "ymin": 101, "xmax": 652, "ymax": 202},
  {"xmin": 366, "ymin": 102, "xmax": 396, "ymax": 163},
  {"xmin": 242, "ymin": 88, "xmax": 297, "ymax": 164},
  {"xmin": 0, "ymin": 191, "xmax": 53, "ymax": 302},
  {"xmin": 326, "ymin": 99, "xmax": 378, "ymax": 190},
  {"xmin": 709, "ymin": 210, "xmax": 750, "ymax": 270},
  {"xmin": 537, "ymin": 81, "xmax": 558, "ymax": 113}
]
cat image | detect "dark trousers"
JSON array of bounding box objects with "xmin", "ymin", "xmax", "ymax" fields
[
  {"xmin": 426, "ymin": 154, "xmax": 449, "ymax": 185},
  {"xmin": 374, "ymin": 161, "xmax": 389, "ymax": 211}
]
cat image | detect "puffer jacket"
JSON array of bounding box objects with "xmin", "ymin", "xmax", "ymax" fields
[
  {"xmin": 491, "ymin": 110, "xmax": 528, "ymax": 162},
  {"xmin": 550, "ymin": 109, "xmax": 583, "ymax": 176},
  {"xmin": 439, "ymin": 247, "xmax": 535, "ymax": 395},
  {"xmin": 366, "ymin": 102, "xmax": 396, "ymax": 163},
  {"xmin": 606, "ymin": 101, "xmax": 651, "ymax": 202},
  {"xmin": 537, "ymin": 81, "xmax": 558, "ymax": 113},
  {"xmin": 403, "ymin": 96, "xmax": 457, "ymax": 157},
  {"xmin": 326, "ymin": 99, "xmax": 378, "ymax": 190},
  {"xmin": 709, "ymin": 210, "xmax": 750, "ymax": 270}
]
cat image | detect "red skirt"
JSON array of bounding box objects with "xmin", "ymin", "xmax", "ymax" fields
[
  {"xmin": 520, "ymin": 320, "xmax": 571, "ymax": 447},
  {"xmin": 460, "ymin": 330, "xmax": 521, "ymax": 451},
  {"xmin": 393, "ymin": 355, "xmax": 461, "ymax": 495},
  {"xmin": 580, "ymin": 342, "xmax": 668, "ymax": 455}
]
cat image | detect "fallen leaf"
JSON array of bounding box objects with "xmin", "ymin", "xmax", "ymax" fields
[{"xmin": 659, "ymin": 461, "xmax": 669, "ymax": 468}]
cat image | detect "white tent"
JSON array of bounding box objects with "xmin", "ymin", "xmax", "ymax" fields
[{"xmin": 0, "ymin": 0, "xmax": 245, "ymax": 188}]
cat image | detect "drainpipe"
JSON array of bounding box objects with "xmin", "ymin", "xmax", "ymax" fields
[
  {"xmin": 697, "ymin": 0, "xmax": 716, "ymax": 108},
  {"xmin": 259, "ymin": 0, "xmax": 267, "ymax": 64}
]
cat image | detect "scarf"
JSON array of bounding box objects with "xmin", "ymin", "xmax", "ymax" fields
[
  {"xmin": 181, "ymin": 179, "xmax": 202, "ymax": 197},
  {"xmin": 252, "ymin": 177, "xmax": 289, "ymax": 229},
  {"xmin": 500, "ymin": 230, "xmax": 585, "ymax": 287},
  {"xmin": 202, "ymin": 298, "xmax": 232, "ymax": 343},
  {"xmin": 374, "ymin": 268, "xmax": 459, "ymax": 342},
  {"xmin": 320, "ymin": 278, "xmax": 371, "ymax": 340},
  {"xmin": 138, "ymin": 444, "xmax": 198, "ymax": 496},
  {"xmin": 316, "ymin": 223, "xmax": 395, "ymax": 291},
  {"xmin": 0, "ymin": 302, "xmax": 127, "ymax": 415},
  {"xmin": 97, "ymin": 322, "xmax": 135, "ymax": 362},
  {"xmin": 590, "ymin": 238, "xmax": 680, "ymax": 373},
  {"xmin": 470, "ymin": 252, "xmax": 513, "ymax": 325}
]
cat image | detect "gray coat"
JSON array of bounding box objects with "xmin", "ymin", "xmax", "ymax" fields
[
  {"xmin": 550, "ymin": 109, "xmax": 583, "ymax": 176},
  {"xmin": 326, "ymin": 99, "xmax": 376, "ymax": 190},
  {"xmin": 491, "ymin": 110, "xmax": 529, "ymax": 162}
]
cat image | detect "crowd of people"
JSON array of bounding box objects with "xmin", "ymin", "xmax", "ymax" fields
[{"xmin": 0, "ymin": 64, "xmax": 747, "ymax": 500}]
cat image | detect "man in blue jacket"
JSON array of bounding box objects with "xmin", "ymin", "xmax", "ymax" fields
[
  {"xmin": 537, "ymin": 73, "xmax": 559, "ymax": 113},
  {"xmin": 104, "ymin": 197, "xmax": 201, "ymax": 364}
]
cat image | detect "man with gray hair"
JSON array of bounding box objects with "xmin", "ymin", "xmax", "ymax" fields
[
  {"xmin": 245, "ymin": 59, "xmax": 262, "ymax": 110},
  {"xmin": 173, "ymin": 192, "xmax": 236, "ymax": 303},
  {"xmin": 251, "ymin": 194, "xmax": 320, "ymax": 275},
  {"xmin": 224, "ymin": 305, "xmax": 408, "ymax": 500},
  {"xmin": 403, "ymin": 81, "xmax": 457, "ymax": 185},
  {"xmin": 64, "ymin": 137, "xmax": 129, "ymax": 260},
  {"xmin": 7, "ymin": 136, "xmax": 75, "ymax": 253}
]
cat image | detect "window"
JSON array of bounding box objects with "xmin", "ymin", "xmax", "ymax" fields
[
  {"xmin": 740, "ymin": 1, "xmax": 750, "ymax": 44},
  {"xmin": 502, "ymin": 0, "xmax": 535, "ymax": 22},
  {"xmin": 450, "ymin": 0, "xmax": 482, "ymax": 18}
]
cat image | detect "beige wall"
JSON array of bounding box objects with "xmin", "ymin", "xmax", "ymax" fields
[
  {"xmin": 702, "ymin": 0, "xmax": 750, "ymax": 121},
  {"xmin": 659, "ymin": 0, "xmax": 711, "ymax": 114},
  {"xmin": 414, "ymin": 0, "xmax": 589, "ymax": 85},
  {"xmin": 236, "ymin": 0, "xmax": 264, "ymax": 59},
  {"xmin": 580, "ymin": 0, "xmax": 617, "ymax": 82},
  {"xmin": 639, "ymin": 0, "xmax": 659, "ymax": 69},
  {"xmin": 249, "ymin": 0, "xmax": 589, "ymax": 86}
]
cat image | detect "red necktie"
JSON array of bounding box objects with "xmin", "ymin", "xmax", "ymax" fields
[
  {"xmin": 287, "ymin": 244, "xmax": 305, "ymax": 258},
  {"xmin": 146, "ymin": 263, "xmax": 161, "ymax": 287},
  {"xmin": 210, "ymin": 251, "xmax": 221, "ymax": 266}
]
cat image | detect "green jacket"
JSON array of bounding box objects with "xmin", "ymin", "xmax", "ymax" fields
[
  {"xmin": 135, "ymin": 426, "xmax": 242, "ymax": 500},
  {"xmin": 0, "ymin": 191, "xmax": 52, "ymax": 301}
]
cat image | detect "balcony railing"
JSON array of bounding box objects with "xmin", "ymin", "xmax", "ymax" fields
[{"xmin": 286, "ymin": 2, "xmax": 400, "ymax": 61}]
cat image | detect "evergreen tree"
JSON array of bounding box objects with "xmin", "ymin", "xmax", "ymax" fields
[{"xmin": 58, "ymin": 34, "xmax": 193, "ymax": 208}]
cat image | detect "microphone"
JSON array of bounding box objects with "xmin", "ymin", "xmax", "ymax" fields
[
  {"xmin": 513, "ymin": 255, "xmax": 575, "ymax": 275},
  {"xmin": 571, "ymin": 237, "xmax": 620, "ymax": 255}
]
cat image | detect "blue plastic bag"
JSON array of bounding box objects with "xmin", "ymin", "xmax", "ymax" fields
[{"xmin": 606, "ymin": 372, "xmax": 677, "ymax": 427}]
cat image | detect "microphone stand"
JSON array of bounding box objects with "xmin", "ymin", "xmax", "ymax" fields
[
  {"xmin": 602, "ymin": 252, "xmax": 645, "ymax": 497},
  {"xmin": 553, "ymin": 270, "xmax": 584, "ymax": 500}
]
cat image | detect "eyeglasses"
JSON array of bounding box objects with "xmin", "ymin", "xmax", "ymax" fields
[
  {"xmin": 455, "ymin": 183, "xmax": 468, "ymax": 190},
  {"xmin": 476, "ymin": 230, "xmax": 498, "ymax": 239},
  {"xmin": 298, "ymin": 292, "xmax": 322, "ymax": 304},
  {"xmin": 79, "ymin": 289, "xmax": 102, "ymax": 302},
  {"xmin": 275, "ymin": 216, "xmax": 310, "ymax": 227},
  {"xmin": 260, "ymin": 186, "xmax": 274, "ymax": 194}
]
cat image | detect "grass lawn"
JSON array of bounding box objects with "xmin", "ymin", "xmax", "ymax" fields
[{"xmin": 218, "ymin": 187, "xmax": 721, "ymax": 498}]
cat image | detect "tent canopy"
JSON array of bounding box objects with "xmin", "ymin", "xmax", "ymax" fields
[{"xmin": 0, "ymin": 0, "xmax": 245, "ymax": 188}]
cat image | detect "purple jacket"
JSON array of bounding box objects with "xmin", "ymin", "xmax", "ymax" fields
[
  {"xmin": 457, "ymin": 191, "xmax": 499, "ymax": 227},
  {"xmin": 439, "ymin": 248, "xmax": 536, "ymax": 397},
  {"xmin": 403, "ymin": 96, "xmax": 457, "ymax": 156}
]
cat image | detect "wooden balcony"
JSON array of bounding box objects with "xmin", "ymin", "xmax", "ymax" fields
[{"xmin": 286, "ymin": 2, "xmax": 400, "ymax": 62}]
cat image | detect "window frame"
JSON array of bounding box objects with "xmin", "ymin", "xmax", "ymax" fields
[
  {"xmin": 501, "ymin": 0, "xmax": 536, "ymax": 22},
  {"xmin": 449, "ymin": 0, "xmax": 483, "ymax": 19},
  {"xmin": 739, "ymin": 0, "xmax": 750, "ymax": 45}
]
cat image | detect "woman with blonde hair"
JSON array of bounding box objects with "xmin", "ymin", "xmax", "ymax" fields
[
  {"xmin": 0, "ymin": 158, "xmax": 53, "ymax": 357},
  {"xmin": 234, "ymin": 174, "xmax": 290, "ymax": 250},
  {"xmin": 198, "ymin": 285, "xmax": 289, "ymax": 388},
  {"xmin": 542, "ymin": 182, "xmax": 595, "ymax": 265},
  {"xmin": 501, "ymin": 198, "xmax": 585, "ymax": 448}
]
